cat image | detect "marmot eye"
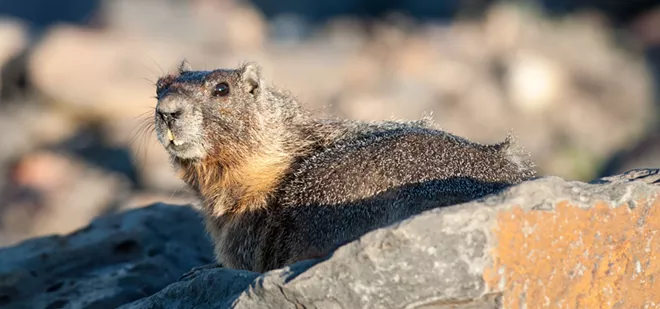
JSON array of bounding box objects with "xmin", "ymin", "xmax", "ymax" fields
[{"xmin": 212, "ymin": 82, "xmax": 230, "ymax": 97}]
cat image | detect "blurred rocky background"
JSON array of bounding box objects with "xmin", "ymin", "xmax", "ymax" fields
[{"xmin": 0, "ymin": 0, "xmax": 658, "ymax": 247}]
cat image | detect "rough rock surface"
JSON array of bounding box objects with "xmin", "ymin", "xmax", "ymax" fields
[
  {"xmin": 1, "ymin": 169, "xmax": 660, "ymax": 309},
  {"xmin": 120, "ymin": 169, "xmax": 660, "ymax": 309},
  {"xmin": 0, "ymin": 203, "xmax": 214, "ymax": 309}
]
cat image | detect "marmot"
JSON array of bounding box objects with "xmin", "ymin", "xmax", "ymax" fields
[{"xmin": 153, "ymin": 61, "xmax": 536, "ymax": 273}]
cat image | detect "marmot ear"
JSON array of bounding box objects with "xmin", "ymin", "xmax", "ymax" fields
[
  {"xmin": 178, "ymin": 59, "xmax": 192, "ymax": 74},
  {"xmin": 239, "ymin": 61, "xmax": 261, "ymax": 96}
]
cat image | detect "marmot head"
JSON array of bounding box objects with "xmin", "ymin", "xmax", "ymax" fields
[{"xmin": 154, "ymin": 61, "xmax": 265, "ymax": 161}]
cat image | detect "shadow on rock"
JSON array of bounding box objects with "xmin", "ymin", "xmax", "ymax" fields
[{"xmin": 0, "ymin": 203, "xmax": 213, "ymax": 309}]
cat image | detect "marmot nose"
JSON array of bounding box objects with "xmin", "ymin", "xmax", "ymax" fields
[{"xmin": 157, "ymin": 109, "xmax": 182, "ymax": 127}]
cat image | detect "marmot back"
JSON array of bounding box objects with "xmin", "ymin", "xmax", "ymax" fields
[{"xmin": 152, "ymin": 61, "xmax": 537, "ymax": 273}]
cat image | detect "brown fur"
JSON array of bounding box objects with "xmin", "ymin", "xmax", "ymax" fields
[{"xmin": 176, "ymin": 150, "xmax": 291, "ymax": 216}]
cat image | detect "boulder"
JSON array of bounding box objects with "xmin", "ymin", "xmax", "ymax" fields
[
  {"xmin": 121, "ymin": 169, "xmax": 660, "ymax": 309},
  {"xmin": 1, "ymin": 169, "xmax": 659, "ymax": 309},
  {"xmin": 26, "ymin": 25, "xmax": 185, "ymax": 121},
  {"xmin": 0, "ymin": 203, "xmax": 214, "ymax": 309},
  {"xmin": 0, "ymin": 150, "xmax": 133, "ymax": 247}
]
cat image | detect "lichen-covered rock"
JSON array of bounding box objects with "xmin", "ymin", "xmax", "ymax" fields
[
  {"xmin": 0, "ymin": 203, "xmax": 214, "ymax": 309},
  {"xmin": 2, "ymin": 169, "xmax": 660, "ymax": 309},
  {"xmin": 119, "ymin": 168, "xmax": 660, "ymax": 309}
]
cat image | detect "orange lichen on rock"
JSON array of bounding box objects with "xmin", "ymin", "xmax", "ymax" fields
[{"xmin": 483, "ymin": 195, "xmax": 660, "ymax": 309}]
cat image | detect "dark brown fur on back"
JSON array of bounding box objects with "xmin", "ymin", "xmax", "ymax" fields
[{"xmin": 153, "ymin": 62, "xmax": 537, "ymax": 273}]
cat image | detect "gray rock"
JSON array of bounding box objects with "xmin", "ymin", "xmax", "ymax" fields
[
  {"xmin": 119, "ymin": 267, "xmax": 261, "ymax": 309},
  {"xmin": 4, "ymin": 169, "xmax": 660, "ymax": 309},
  {"xmin": 0, "ymin": 203, "xmax": 214, "ymax": 309},
  {"xmin": 120, "ymin": 168, "xmax": 660, "ymax": 309}
]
